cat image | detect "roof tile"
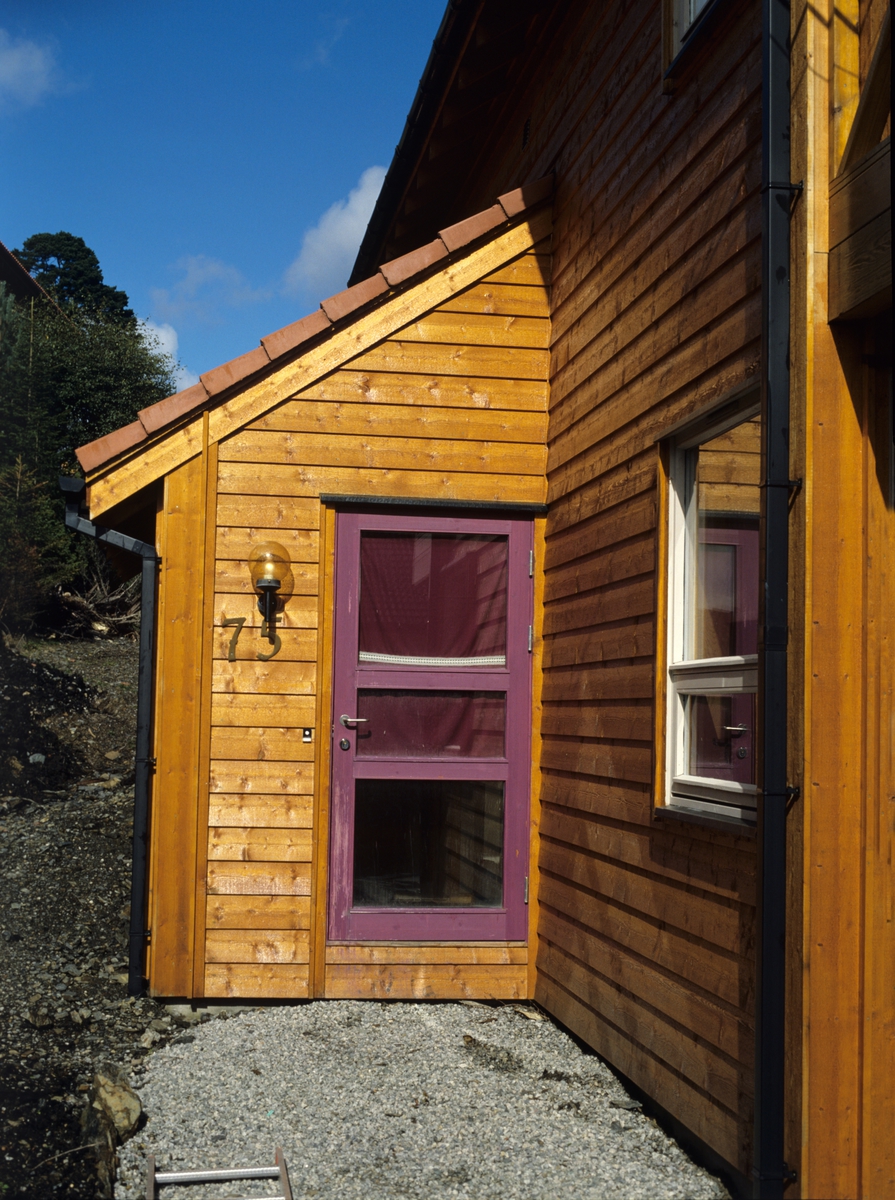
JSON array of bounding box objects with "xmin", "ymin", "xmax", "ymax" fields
[
  {"xmin": 138, "ymin": 382, "xmax": 208, "ymax": 435},
  {"xmin": 76, "ymin": 421, "xmax": 147, "ymax": 474},
  {"xmin": 201, "ymin": 345, "xmax": 271, "ymax": 398},
  {"xmin": 497, "ymin": 175, "xmax": 554, "ymax": 219},
  {"xmin": 262, "ymin": 309, "xmax": 332, "ymax": 360},
  {"xmin": 380, "ymin": 238, "xmax": 449, "ymax": 286},
  {"xmin": 321, "ymin": 273, "xmax": 389, "ymax": 323},
  {"xmin": 438, "ymin": 204, "xmax": 507, "ymax": 253},
  {"xmin": 76, "ymin": 183, "xmax": 552, "ymax": 475}
]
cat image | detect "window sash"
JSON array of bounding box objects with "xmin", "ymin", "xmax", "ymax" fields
[{"xmin": 664, "ymin": 402, "xmax": 760, "ymax": 817}]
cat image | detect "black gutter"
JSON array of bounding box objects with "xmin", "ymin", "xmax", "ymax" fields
[
  {"xmin": 60, "ymin": 476, "xmax": 158, "ymax": 998},
  {"xmin": 755, "ymin": 0, "xmax": 798, "ymax": 1194}
]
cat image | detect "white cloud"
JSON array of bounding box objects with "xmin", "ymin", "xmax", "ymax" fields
[
  {"xmin": 283, "ymin": 166, "xmax": 386, "ymax": 301},
  {"xmin": 0, "ymin": 28, "xmax": 55, "ymax": 111},
  {"xmin": 150, "ymin": 255, "xmax": 269, "ymax": 326},
  {"xmin": 139, "ymin": 319, "xmax": 199, "ymax": 392}
]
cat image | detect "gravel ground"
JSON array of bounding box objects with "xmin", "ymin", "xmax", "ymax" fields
[
  {"xmin": 2, "ymin": 636, "xmax": 731, "ymax": 1200},
  {"xmin": 0, "ymin": 636, "xmax": 183, "ymax": 1197},
  {"xmin": 115, "ymin": 1001, "xmax": 730, "ymax": 1200}
]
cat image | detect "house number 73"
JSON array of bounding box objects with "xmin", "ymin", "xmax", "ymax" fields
[{"xmin": 222, "ymin": 616, "xmax": 282, "ymax": 661}]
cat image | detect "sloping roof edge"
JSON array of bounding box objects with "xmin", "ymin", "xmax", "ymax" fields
[{"xmin": 76, "ymin": 176, "xmax": 553, "ymax": 479}]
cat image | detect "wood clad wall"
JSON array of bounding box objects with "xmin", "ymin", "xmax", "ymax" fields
[
  {"xmin": 791, "ymin": 1, "xmax": 894, "ymax": 1194},
  {"xmin": 198, "ymin": 249, "xmax": 550, "ymax": 1002},
  {"xmin": 441, "ymin": 0, "xmax": 763, "ymax": 1174}
]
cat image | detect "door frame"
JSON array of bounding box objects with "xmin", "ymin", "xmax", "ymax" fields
[{"xmin": 327, "ymin": 508, "xmax": 534, "ymax": 943}]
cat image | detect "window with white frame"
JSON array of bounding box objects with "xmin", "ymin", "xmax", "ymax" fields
[{"xmin": 665, "ymin": 400, "xmax": 761, "ymax": 823}]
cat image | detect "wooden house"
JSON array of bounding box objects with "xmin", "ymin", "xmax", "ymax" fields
[{"xmin": 65, "ymin": 0, "xmax": 891, "ymax": 1196}]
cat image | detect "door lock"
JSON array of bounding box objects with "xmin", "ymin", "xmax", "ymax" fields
[{"xmin": 339, "ymin": 738, "xmax": 350, "ymax": 751}]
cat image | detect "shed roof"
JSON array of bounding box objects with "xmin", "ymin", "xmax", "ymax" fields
[{"xmin": 76, "ymin": 176, "xmax": 552, "ymax": 483}]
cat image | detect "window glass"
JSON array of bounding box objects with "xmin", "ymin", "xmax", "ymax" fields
[
  {"xmin": 355, "ymin": 690, "xmax": 506, "ymax": 758},
  {"xmin": 352, "ymin": 780, "xmax": 504, "ymax": 908},
  {"xmin": 692, "ymin": 416, "xmax": 760, "ymax": 659},
  {"xmin": 358, "ymin": 533, "xmax": 508, "ymax": 666}
]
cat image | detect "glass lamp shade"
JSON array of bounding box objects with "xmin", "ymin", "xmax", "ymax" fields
[{"xmin": 248, "ymin": 542, "xmax": 294, "ymax": 603}]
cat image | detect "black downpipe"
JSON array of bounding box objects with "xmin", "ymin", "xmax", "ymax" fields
[
  {"xmin": 60, "ymin": 476, "xmax": 158, "ymax": 998},
  {"xmin": 755, "ymin": 0, "xmax": 796, "ymax": 1194}
]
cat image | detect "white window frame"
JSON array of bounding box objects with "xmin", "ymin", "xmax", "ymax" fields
[{"xmin": 665, "ymin": 398, "xmax": 761, "ymax": 824}]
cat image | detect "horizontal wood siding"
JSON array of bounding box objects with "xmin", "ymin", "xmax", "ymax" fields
[
  {"xmin": 453, "ymin": 0, "xmax": 761, "ymax": 1174},
  {"xmin": 201, "ymin": 259, "xmax": 550, "ymax": 999}
]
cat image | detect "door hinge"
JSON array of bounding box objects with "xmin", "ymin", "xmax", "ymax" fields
[
  {"xmin": 524, "ymin": 876, "xmax": 529, "ymax": 904},
  {"xmin": 528, "ymin": 625, "xmax": 533, "ymax": 652},
  {"xmin": 529, "ymin": 550, "xmax": 534, "ymax": 577}
]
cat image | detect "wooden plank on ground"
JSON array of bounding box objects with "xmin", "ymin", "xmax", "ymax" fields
[
  {"xmin": 205, "ymin": 929, "xmax": 310, "ymax": 963},
  {"xmin": 204, "ymin": 963, "xmax": 309, "ymax": 998},
  {"xmin": 206, "ymin": 861, "xmax": 312, "ymax": 895},
  {"xmin": 206, "ymin": 894, "xmax": 311, "ymax": 929},
  {"xmin": 324, "ymin": 963, "xmax": 528, "ymax": 1000}
]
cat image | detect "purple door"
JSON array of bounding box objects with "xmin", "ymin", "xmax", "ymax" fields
[{"xmin": 329, "ymin": 511, "xmax": 533, "ymax": 941}]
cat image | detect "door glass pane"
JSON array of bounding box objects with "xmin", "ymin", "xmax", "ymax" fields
[
  {"xmin": 355, "ymin": 690, "xmax": 505, "ymax": 757},
  {"xmin": 687, "ymin": 693, "xmax": 755, "ymax": 784},
  {"xmin": 359, "ymin": 533, "xmax": 508, "ymax": 666},
  {"xmin": 352, "ymin": 780, "xmax": 504, "ymax": 907},
  {"xmin": 693, "ymin": 416, "xmax": 760, "ymax": 658}
]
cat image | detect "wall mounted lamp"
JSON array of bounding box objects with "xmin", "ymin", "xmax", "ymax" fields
[{"xmin": 249, "ymin": 542, "xmax": 293, "ymax": 644}]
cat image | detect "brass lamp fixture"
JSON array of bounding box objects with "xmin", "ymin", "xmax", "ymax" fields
[{"xmin": 249, "ymin": 543, "xmax": 293, "ymax": 644}]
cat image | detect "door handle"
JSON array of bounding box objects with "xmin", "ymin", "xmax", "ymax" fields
[
  {"xmin": 339, "ymin": 715, "xmax": 368, "ymax": 727},
  {"xmin": 723, "ymin": 725, "xmax": 748, "ymax": 736}
]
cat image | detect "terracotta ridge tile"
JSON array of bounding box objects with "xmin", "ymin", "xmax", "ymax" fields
[
  {"xmin": 76, "ymin": 420, "xmax": 147, "ymax": 474},
  {"xmin": 200, "ymin": 344, "xmax": 272, "ymax": 398},
  {"xmin": 261, "ymin": 308, "xmax": 332, "ymax": 362},
  {"xmin": 320, "ymin": 273, "xmax": 389, "ymax": 323},
  {"xmin": 497, "ymin": 174, "xmax": 554, "ymax": 219},
  {"xmin": 138, "ymin": 381, "xmax": 209, "ymax": 436},
  {"xmin": 379, "ymin": 238, "xmax": 449, "ymax": 286},
  {"xmin": 438, "ymin": 204, "xmax": 507, "ymax": 253}
]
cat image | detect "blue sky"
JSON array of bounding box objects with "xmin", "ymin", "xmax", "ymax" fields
[{"xmin": 0, "ymin": 1, "xmax": 445, "ymax": 388}]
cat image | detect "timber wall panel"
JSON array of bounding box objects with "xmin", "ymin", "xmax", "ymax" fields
[
  {"xmin": 446, "ymin": 0, "xmax": 763, "ymax": 1175},
  {"xmin": 199, "ymin": 261, "xmax": 549, "ymax": 999}
]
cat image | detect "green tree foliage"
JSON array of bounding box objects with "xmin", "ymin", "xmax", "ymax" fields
[
  {"xmin": 0, "ymin": 234, "xmax": 178, "ymax": 629},
  {"xmin": 13, "ymin": 231, "xmax": 135, "ymax": 326}
]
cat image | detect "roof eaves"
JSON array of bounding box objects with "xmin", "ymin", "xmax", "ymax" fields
[{"xmin": 76, "ymin": 176, "xmax": 553, "ymax": 477}]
